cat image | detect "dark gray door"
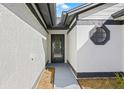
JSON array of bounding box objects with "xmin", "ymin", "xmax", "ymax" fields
[{"xmin": 51, "ymin": 34, "xmax": 64, "ymax": 63}]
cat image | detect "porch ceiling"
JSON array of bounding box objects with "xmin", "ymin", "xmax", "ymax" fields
[{"xmin": 35, "ymin": 3, "xmax": 56, "ymax": 28}]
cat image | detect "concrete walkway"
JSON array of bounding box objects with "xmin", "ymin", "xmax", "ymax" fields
[{"xmin": 47, "ymin": 63, "xmax": 80, "ymax": 89}]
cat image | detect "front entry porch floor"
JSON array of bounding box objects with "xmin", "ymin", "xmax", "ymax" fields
[{"xmin": 46, "ymin": 63, "xmax": 80, "ymax": 89}]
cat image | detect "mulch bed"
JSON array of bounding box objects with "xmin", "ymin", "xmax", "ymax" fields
[
  {"xmin": 36, "ymin": 67, "xmax": 55, "ymax": 89},
  {"xmin": 78, "ymin": 77, "xmax": 121, "ymax": 89}
]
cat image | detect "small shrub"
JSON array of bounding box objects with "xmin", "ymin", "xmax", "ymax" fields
[{"xmin": 115, "ymin": 73, "xmax": 124, "ymax": 88}]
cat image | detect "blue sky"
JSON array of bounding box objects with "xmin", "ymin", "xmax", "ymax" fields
[{"xmin": 56, "ymin": 3, "xmax": 82, "ymax": 17}]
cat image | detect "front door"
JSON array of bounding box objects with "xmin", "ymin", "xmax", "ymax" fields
[{"xmin": 51, "ymin": 34, "xmax": 64, "ymax": 63}]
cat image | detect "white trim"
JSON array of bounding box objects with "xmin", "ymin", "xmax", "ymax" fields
[
  {"xmin": 68, "ymin": 3, "xmax": 100, "ymax": 16},
  {"xmin": 69, "ymin": 18, "xmax": 76, "ymax": 28},
  {"xmin": 78, "ymin": 3, "xmax": 116, "ymax": 19}
]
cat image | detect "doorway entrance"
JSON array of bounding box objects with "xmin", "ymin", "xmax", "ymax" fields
[{"xmin": 51, "ymin": 34, "xmax": 65, "ymax": 63}]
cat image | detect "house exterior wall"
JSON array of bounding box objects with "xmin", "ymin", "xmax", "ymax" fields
[
  {"xmin": 76, "ymin": 24, "xmax": 122, "ymax": 73},
  {"xmin": 2, "ymin": 3, "xmax": 49, "ymax": 63},
  {"xmin": 0, "ymin": 4, "xmax": 48, "ymax": 88},
  {"xmin": 121, "ymin": 25, "xmax": 124, "ymax": 72},
  {"xmin": 67, "ymin": 22, "xmax": 122, "ymax": 73},
  {"xmin": 48, "ymin": 30, "xmax": 67, "ymax": 63},
  {"xmin": 67, "ymin": 26, "xmax": 77, "ymax": 71}
]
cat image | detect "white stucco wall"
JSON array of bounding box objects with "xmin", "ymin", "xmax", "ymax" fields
[
  {"xmin": 67, "ymin": 22, "xmax": 122, "ymax": 73},
  {"xmin": 121, "ymin": 25, "xmax": 124, "ymax": 72},
  {"xmin": 67, "ymin": 3, "xmax": 124, "ymax": 73},
  {"xmin": 48, "ymin": 30, "xmax": 67, "ymax": 63},
  {"xmin": 67, "ymin": 27, "xmax": 77, "ymax": 71},
  {"xmin": 0, "ymin": 4, "xmax": 47, "ymax": 88},
  {"xmin": 76, "ymin": 25, "xmax": 122, "ymax": 72},
  {"xmin": 2, "ymin": 3, "xmax": 48, "ymax": 63},
  {"xmin": 2, "ymin": 3, "xmax": 47, "ymax": 36}
]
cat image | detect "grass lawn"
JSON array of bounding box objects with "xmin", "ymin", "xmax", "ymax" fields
[
  {"xmin": 78, "ymin": 78, "xmax": 124, "ymax": 89},
  {"xmin": 36, "ymin": 67, "xmax": 55, "ymax": 89}
]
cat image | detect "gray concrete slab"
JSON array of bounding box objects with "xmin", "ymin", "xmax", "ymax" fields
[{"xmin": 47, "ymin": 63, "xmax": 80, "ymax": 89}]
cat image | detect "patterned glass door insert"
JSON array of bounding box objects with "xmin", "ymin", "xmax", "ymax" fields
[{"xmin": 51, "ymin": 35, "xmax": 64, "ymax": 63}]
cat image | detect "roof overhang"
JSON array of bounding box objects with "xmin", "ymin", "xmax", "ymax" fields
[
  {"xmin": 112, "ymin": 9, "xmax": 124, "ymax": 19},
  {"xmin": 79, "ymin": 3, "xmax": 124, "ymax": 20},
  {"xmin": 35, "ymin": 3, "xmax": 56, "ymax": 28},
  {"xmin": 60, "ymin": 3, "xmax": 110, "ymax": 29}
]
